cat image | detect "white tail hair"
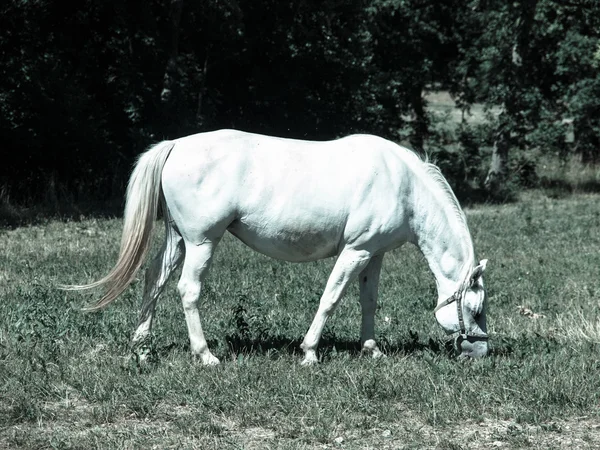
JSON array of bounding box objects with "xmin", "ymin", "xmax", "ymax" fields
[{"xmin": 63, "ymin": 141, "xmax": 175, "ymax": 310}]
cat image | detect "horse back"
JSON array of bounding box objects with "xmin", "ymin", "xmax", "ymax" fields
[{"xmin": 161, "ymin": 130, "xmax": 418, "ymax": 260}]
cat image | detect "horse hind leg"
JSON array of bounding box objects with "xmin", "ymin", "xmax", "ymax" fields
[
  {"xmin": 177, "ymin": 239, "xmax": 219, "ymax": 365},
  {"xmin": 300, "ymin": 248, "xmax": 372, "ymax": 365},
  {"xmin": 358, "ymin": 254, "xmax": 385, "ymax": 359},
  {"xmin": 131, "ymin": 226, "xmax": 184, "ymax": 361}
]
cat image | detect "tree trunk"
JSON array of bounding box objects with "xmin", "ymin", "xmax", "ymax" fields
[
  {"xmin": 410, "ymin": 86, "xmax": 428, "ymax": 152},
  {"xmin": 196, "ymin": 52, "xmax": 209, "ymax": 127},
  {"xmin": 160, "ymin": 0, "xmax": 183, "ymax": 105},
  {"xmin": 485, "ymin": 117, "xmax": 510, "ymax": 190},
  {"xmin": 485, "ymin": 0, "xmax": 538, "ymax": 190},
  {"xmin": 577, "ymin": 122, "xmax": 600, "ymax": 164}
]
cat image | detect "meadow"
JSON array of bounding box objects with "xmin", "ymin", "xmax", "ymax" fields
[{"xmin": 2, "ymin": 170, "xmax": 600, "ymax": 448}]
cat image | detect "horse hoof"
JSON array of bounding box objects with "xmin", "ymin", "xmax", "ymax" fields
[
  {"xmin": 301, "ymin": 352, "xmax": 319, "ymax": 366},
  {"xmin": 201, "ymin": 353, "xmax": 220, "ymax": 366},
  {"xmin": 131, "ymin": 344, "xmax": 156, "ymax": 365},
  {"xmin": 362, "ymin": 340, "xmax": 386, "ymax": 359},
  {"xmin": 371, "ymin": 349, "xmax": 386, "ymax": 359}
]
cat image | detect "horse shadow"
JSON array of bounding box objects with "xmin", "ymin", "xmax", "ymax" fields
[
  {"xmin": 151, "ymin": 331, "xmax": 522, "ymax": 363},
  {"xmin": 151, "ymin": 331, "xmax": 460, "ymax": 361},
  {"xmin": 223, "ymin": 333, "xmax": 458, "ymax": 361}
]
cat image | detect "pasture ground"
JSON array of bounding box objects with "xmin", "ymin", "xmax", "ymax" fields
[{"xmin": 2, "ymin": 176, "xmax": 600, "ymax": 448}]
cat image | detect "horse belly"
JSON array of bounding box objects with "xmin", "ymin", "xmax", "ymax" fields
[{"xmin": 227, "ymin": 220, "xmax": 340, "ymax": 262}]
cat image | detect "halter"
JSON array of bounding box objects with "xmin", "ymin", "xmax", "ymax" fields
[{"xmin": 433, "ymin": 279, "xmax": 488, "ymax": 345}]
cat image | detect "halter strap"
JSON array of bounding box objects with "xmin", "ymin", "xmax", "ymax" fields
[
  {"xmin": 433, "ymin": 291, "xmax": 460, "ymax": 314},
  {"xmin": 434, "ymin": 282, "xmax": 488, "ymax": 341}
]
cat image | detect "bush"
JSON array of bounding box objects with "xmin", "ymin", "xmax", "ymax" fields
[{"xmin": 428, "ymin": 124, "xmax": 488, "ymax": 202}]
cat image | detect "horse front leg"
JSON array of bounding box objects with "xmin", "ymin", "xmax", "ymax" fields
[
  {"xmin": 358, "ymin": 254, "xmax": 385, "ymax": 359},
  {"xmin": 131, "ymin": 228, "xmax": 184, "ymax": 362},
  {"xmin": 300, "ymin": 248, "xmax": 372, "ymax": 365}
]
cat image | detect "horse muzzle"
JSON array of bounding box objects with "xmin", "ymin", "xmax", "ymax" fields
[{"xmin": 455, "ymin": 334, "xmax": 489, "ymax": 358}]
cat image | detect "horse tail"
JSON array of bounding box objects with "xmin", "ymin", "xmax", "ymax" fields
[{"xmin": 63, "ymin": 141, "xmax": 176, "ymax": 311}]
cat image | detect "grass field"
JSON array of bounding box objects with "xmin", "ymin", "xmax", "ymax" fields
[{"xmin": 1, "ymin": 185, "xmax": 600, "ymax": 449}]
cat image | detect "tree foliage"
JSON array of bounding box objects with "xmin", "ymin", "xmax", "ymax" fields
[
  {"xmin": 1, "ymin": 0, "xmax": 599, "ymax": 204},
  {"xmin": 454, "ymin": 0, "xmax": 600, "ymax": 189}
]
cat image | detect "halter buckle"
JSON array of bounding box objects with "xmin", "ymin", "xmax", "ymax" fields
[{"xmin": 453, "ymin": 334, "xmax": 466, "ymax": 352}]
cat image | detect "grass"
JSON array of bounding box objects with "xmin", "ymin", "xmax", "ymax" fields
[{"xmin": 1, "ymin": 186, "xmax": 600, "ymax": 449}]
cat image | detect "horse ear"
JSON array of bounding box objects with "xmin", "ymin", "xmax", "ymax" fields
[{"xmin": 470, "ymin": 259, "xmax": 488, "ymax": 284}]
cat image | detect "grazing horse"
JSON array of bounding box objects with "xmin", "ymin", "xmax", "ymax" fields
[{"xmin": 65, "ymin": 129, "xmax": 489, "ymax": 365}]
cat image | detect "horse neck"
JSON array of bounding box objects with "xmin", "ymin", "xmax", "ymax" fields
[{"xmin": 410, "ymin": 172, "xmax": 475, "ymax": 299}]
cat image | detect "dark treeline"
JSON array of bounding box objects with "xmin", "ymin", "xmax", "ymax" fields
[{"xmin": 1, "ymin": 0, "xmax": 599, "ymax": 205}]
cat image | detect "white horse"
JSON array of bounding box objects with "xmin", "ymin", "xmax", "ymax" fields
[{"xmin": 66, "ymin": 129, "xmax": 489, "ymax": 365}]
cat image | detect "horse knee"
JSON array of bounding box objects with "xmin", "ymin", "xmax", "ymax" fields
[
  {"xmin": 181, "ymin": 293, "xmax": 199, "ymax": 311},
  {"xmin": 318, "ymin": 298, "xmax": 338, "ymax": 315},
  {"xmin": 177, "ymin": 280, "xmax": 201, "ymax": 310}
]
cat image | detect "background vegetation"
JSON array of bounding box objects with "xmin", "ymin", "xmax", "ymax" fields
[{"xmin": 1, "ymin": 0, "xmax": 599, "ymax": 209}]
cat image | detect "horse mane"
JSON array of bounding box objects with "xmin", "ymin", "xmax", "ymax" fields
[
  {"xmin": 422, "ymin": 162, "xmax": 469, "ymax": 229},
  {"xmin": 418, "ymin": 159, "xmax": 475, "ymax": 273}
]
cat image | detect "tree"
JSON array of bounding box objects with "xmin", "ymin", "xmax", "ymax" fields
[
  {"xmin": 367, "ymin": 0, "xmax": 469, "ymax": 149},
  {"xmin": 3, "ymin": 0, "xmax": 599, "ymax": 205},
  {"xmin": 453, "ymin": 0, "xmax": 542, "ymax": 191},
  {"xmin": 545, "ymin": 0, "xmax": 600, "ymax": 163},
  {"xmin": 0, "ymin": 0, "xmax": 183, "ymax": 202},
  {"xmin": 160, "ymin": 0, "xmax": 184, "ymax": 107},
  {"xmin": 456, "ymin": 0, "xmax": 600, "ymax": 192}
]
